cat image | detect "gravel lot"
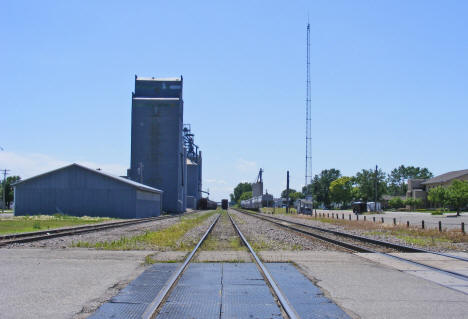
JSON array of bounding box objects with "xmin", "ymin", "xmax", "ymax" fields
[
  {"xmin": 229, "ymin": 210, "xmax": 345, "ymax": 251},
  {"xmin": 5, "ymin": 213, "xmax": 205, "ymax": 249},
  {"xmin": 259, "ymin": 213, "xmax": 468, "ymax": 253}
]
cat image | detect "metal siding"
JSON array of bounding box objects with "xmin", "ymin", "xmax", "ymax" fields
[
  {"xmin": 186, "ymin": 163, "xmax": 199, "ymax": 200},
  {"xmin": 134, "ymin": 79, "xmax": 182, "ymax": 98},
  {"xmin": 14, "ymin": 165, "xmax": 160, "ymax": 219},
  {"xmin": 129, "ymin": 80, "xmax": 184, "ymax": 214}
]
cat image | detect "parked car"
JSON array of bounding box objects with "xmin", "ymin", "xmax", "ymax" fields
[{"xmin": 351, "ymin": 201, "xmax": 367, "ymax": 214}]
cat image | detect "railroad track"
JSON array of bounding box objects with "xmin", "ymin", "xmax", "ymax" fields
[
  {"xmin": 0, "ymin": 211, "xmax": 198, "ymax": 247},
  {"xmin": 232, "ymin": 208, "xmax": 468, "ymax": 283},
  {"xmin": 141, "ymin": 212, "xmax": 300, "ymax": 319}
]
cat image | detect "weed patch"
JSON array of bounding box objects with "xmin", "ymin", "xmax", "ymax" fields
[
  {"xmin": 73, "ymin": 211, "xmax": 217, "ymax": 250},
  {"xmin": 301, "ymin": 215, "xmax": 467, "ymax": 247},
  {"xmin": 0, "ymin": 215, "xmax": 112, "ymax": 234}
]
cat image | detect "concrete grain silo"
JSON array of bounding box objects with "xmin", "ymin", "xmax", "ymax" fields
[{"xmin": 127, "ymin": 76, "xmax": 186, "ymax": 214}]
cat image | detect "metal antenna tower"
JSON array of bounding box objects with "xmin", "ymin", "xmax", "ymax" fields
[{"xmin": 305, "ymin": 22, "xmax": 312, "ymax": 190}]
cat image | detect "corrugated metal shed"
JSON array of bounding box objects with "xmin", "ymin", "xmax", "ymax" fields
[{"xmin": 14, "ymin": 164, "xmax": 163, "ymax": 218}]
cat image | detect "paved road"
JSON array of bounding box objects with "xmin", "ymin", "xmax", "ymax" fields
[
  {"xmin": 315, "ymin": 209, "xmax": 468, "ymax": 230},
  {"xmin": 261, "ymin": 251, "xmax": 468, "ymax": 319},
  {"xmin": 0, "ymin": 248, "xmax": 153, "ymax": 319}
]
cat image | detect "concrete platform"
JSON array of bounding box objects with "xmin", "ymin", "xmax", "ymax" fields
[
  {"xmin": 0, "ymin": 248, "xmax": 154, "ymax": 319},
  {"xmin": 358, "ymin": 252, "xmax": 468, "ymax": 294},
  {"xmin": 259, "ymin": 251, "xmax": 468, "ymax": 319}
]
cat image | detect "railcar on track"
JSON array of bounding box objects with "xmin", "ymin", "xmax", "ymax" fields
[
  {"xmin": 240, "ymin": 194, "xmax": 273, "ymax": 211},
  {"xmin": 198, "ymin": 198, "xmax": 217, "ymax": 210},
  {"xmin": 221, "ymin": 199, "xmax": 229, "ymax": 210}
]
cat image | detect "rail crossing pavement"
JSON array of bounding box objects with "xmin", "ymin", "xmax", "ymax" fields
[
  {"xmin": 89, "ymin": 262, "xmax": 349, "ymax": 319},
  {"xmin": 89, "ymin": 212, "xmax": 349, "ymax": 318},
  {"xmin": 1, "ymin": 211, "xmax": 468, "ymax": 318},
  {"xmin": 238, "ymin": 209, "xmax": 468, "ymax": 295}
]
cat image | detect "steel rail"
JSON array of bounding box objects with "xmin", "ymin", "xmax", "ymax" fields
[
  {"xmin": 285, "ymin": 214, "xmax": 468, "ymax": 262},
  {"xmin": 237, "ymin": 208, "xmax": 468, "ymax": 262},
  {"xmin": 0, "ymin": 211, "xmax": 198, "ymax": 247},
  {"xmin": 228, "ymin": 212, "xmax": 300, "ymax": 319},
  {"xmin": 141, "ymin": 213, "xmax": 221, "ymax": 319},
  {"xmin": 233, "ymin": 209, "xmax": 468, "ymax": 283}
]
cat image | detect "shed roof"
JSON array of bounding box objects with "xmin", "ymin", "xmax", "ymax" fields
[
  {"xmin": 13, "ymin": 163, "xmax": 163, "ymax": 194},
  {"xmin": 421, "ymin": 169, "xmax": 468, "ymax": 185}
]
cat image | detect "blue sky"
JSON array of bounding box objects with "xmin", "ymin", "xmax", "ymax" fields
[{"xmin": 1, "ymin": 1, "xmax": 467, "ymax": 201}]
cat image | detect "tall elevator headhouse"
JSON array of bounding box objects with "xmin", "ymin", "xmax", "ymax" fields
[{"xmin": 128, "ymin": 76, "xmax": 186, "ymax": 213}]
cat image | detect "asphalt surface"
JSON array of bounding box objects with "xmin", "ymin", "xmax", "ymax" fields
[
  {"xmin": 315, "ymin": 209, "xmax": 468, "ymax": 230},
  {"xmin": 260, "ymin": 251, "xmax": 468, "ymax": 319},
  {"xmin": 0, "ymin": 248, "xmax": 153, "ymax": 319}
]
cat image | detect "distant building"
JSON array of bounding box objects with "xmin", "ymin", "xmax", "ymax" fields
[
  {"xmin": 407, "ymin": 169, "xmax": 468, "ymax": 202},
  {"xmin": 127, "ymin": 76, "xmax": 186, "ymax": 214},
  {"xmin": 183, "ymin": 125, "xmax": 202, "ymax": 209},
  {"xmin": 422, "ymin": 169, "xmax": 468, "ymax": 190},
  {"xmin": 252, "ymin": 182, "xmax": 263, "ymax": 197},
  {"xmin": 14, "ymin": 164, "xmax": 163, "ymax": 218},
  {"xmin": 406, "ymin": 178, "xmax": 428, "ymax": 201},
  {"xmin": 295, "ymin": 199, "xmax": 313, "ymax": 214}
]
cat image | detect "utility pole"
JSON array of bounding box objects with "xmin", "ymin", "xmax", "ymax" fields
[
  {"xmin": 1, "ymin": 169, "xmax": 10, "ymax": 213},
  {"xmin": 374, "ymin": 165, "xmax": 378, "ymax": 212},
  {"xmin": 286, "ymin": 171, "xmax": 290, "ymax": 214}
]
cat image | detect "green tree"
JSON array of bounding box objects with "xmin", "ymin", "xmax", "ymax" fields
[
  {"xmin": 290, "ymin": 191, "xmax": 304, "ymax": 205},
  {"xmin": 387, "ymin": 165, "xmax": 433, "ymax": 196},
  {"xmin": 414, "ymin": 198, "xmax": 423, "ymax": 209},
  {"xmin": 1, "ymin": 176, "xmax": 21, "ymax": 209},
  {"xmin": 329, "ymin": 177, "xmax": 353, "ymax": 208},
  {"xmin": 427, "ymin": 186, "xmax": 448, "ymax": 210},
  {"xmin": 404, "ymin": 198, "xmax": 415, "ymax": 210},
  {"xmin": 302, "ymin": 169, "xmax": 341, "ymax": 208},
  {"xmin": 353, "ymin": 168, "xmax": 387, "ymax": 202},
  {"xmin": 281, "ymin": 188, "xmax": 296, "ymax": 199},
  {"xmin": 446, "ymin": 180, "xmax": 468, "ymax": 217},
  {"xmin": 403, "ymin": 198, "xmax": 423, "ymax": 210},
  {"xmin": 280, "ymin": 189, "xmax": 303, "ymax": 205},
  {"xmin": 239, "ymin": 191, "xmax": 253, "ymax": 202},
  {"xmin": 230, "ymin": 182, "xmax": 252, "ymax": 203},
  {"xmin": 388, "ymin": 197, "xmax": 404, "ymax": 209}
]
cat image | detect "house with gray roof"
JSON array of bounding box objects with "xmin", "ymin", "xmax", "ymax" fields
[
  {"xmin": 407, "ymin": 169, "xmax": 468, "ymax": 203},
  {"xmin": 422, "ymin": 169, "xmax": 468, "ymax": 191}
]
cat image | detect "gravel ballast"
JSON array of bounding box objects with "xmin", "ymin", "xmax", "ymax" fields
[
  {"xmin": 258, "ymin": 212, "xmax": 468, "ymax": 253},
  {"xmin": 229, "ymin": 210, "xmax": 345, "ymax": 251},
  {"xmin": 6, "ymin": 212, "xmax": 206, "ymax": 249}
]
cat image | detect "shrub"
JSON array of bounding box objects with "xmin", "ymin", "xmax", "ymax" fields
[{"xmin": 388, "ymin": 197, "xmax": 404, "ymax": 209}]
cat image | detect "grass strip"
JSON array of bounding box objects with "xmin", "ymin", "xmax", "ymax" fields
[
  {"xmin": 73, "ymin": 210, "xmax": 217, "ymax": 250},
  {"xmin": 294, "ymin": 215, "xmax": 467, "ymax": 246},
  {"xmin": 0, "ymin": 214, "xmax": 112, "ymax": 235}
]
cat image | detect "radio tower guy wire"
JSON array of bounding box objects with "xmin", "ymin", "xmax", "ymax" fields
[{"xmin": 305, "ymin": 22, "xmax": 312, "ymax": 192}]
